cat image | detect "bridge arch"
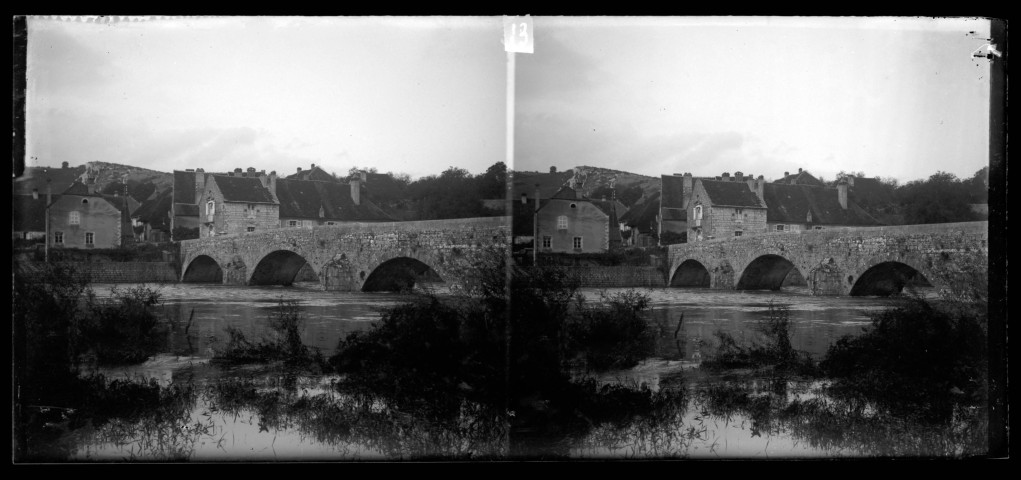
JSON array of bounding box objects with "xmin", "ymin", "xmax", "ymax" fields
[
  {"xmin": 182, "ymin": 254, "xmax": 224, "ymax": 283},
  {"xmin": 735, "ymin": 253, "xmax": 805, "ymax": 291},
  {"xmin": 249, "ymin": 249, "xmax": 319, "ymax": 286},
  {"xmin": 849, "ymin": 260, "xmax": 933, "ymax": 297},
  {"xmin": 362, "ymin": 256, "xmax": 444, "ymax": 292},
  {"xmin": 670, "ymin": 259, "xmax": 711, "ymax": 287}
]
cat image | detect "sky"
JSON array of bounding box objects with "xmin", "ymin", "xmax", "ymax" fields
[
  {"xmin": 24, "ymin": 16, "xmax": 507, "ymax": 179},
  {"xmin": 514, "ymin": 17, "xmax": 993, "ymax": 184}
]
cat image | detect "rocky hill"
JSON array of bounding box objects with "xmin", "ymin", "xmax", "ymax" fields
[
  {"xmin": 569, "ymin": 165, "xmax": 660, "ymax": 200},
  {"xmin": 13, "ymin": 161, "xmax": 173, "ymax": 199}
]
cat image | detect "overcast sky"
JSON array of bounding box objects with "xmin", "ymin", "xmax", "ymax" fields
[
  {"xmin": 25, "ymin": 16, "xmax": 507, "ymax": 179},
  {"xmin": 514, "ymin": 17, "xmax": 993, "ymax": 184}
]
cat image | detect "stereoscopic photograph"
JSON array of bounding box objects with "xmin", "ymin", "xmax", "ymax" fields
[{"xmin": 12, "ymin": 15, "xmax": 1005, "ymax": 461}]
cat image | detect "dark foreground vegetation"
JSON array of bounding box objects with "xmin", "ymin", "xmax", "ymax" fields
[{"xmin": 13, "ymin": 256, "xmax": 990, "ymax": 460}]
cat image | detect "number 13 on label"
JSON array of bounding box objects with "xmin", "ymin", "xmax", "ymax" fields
[{"xmin": 504, "ymin": 16, "xmax": 534, "ymax": 54}]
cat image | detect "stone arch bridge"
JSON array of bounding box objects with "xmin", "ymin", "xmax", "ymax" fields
[
  {"xmin": 667, "ymin": 222, "xmax": 988, "ymax": 299},
  {"xmin": 179, "ymin": 217, "xmax": 509, "ymax": 292}
]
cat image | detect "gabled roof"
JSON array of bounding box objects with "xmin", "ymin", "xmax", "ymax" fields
[
  {"xmin": 12, "ymin": 194, "xmax": 56, "ymax": 232},
  {"xmin": 173, "ymin": 170, "xmax": 197, "ymax": 206},
  {"xmin": 510, "ymin": 170, "xmax": 575, "ymax": 200},
  {"xmin": 12, "ymin": 164, "xmax": 87, "ymax": 196},
  {"xmin": 699, "ymin": 180, "xmax": 767, "ymax": 208},
  {"xmin": 173, "ymin": 203, "xmax": 199, "ymax": 216},
  {"xmin": 660, "ymin": 175, "xmax": 688, "ymax": 209},
  {"xmin": 762, "ymin": 183, "xmax": 881, "ymax": 226},
  {"xmin": 210, "ymin": 175, "xmax": 277, "ymax": 203},
  {"xmin": 661, "ymin": 208, "xmax": 686, "ymax": 221},
  {"xmin": 773, "ymin": 170, "xmax": 824, "ymax": 186},
  {"xmin": 619, "ymin": 191, "xmax": 661, "ymax": 233},
  {"xmin": 286, "ymin": 166, "xmax": 337, "ymax": 182},
  {"xmin": 62, "ymin": 180, "xmax": 92, "ymax": 196},
  {"xmin": 132, "ymin": 189, "xmax": 173, "ymax": 229},
  {"xmin": 275, "ymin": 179, "xmax": 394, "ymax": 222},
  {"xmin": 551, "ymin": 186, "xmax": 578, "ymax": 199}
]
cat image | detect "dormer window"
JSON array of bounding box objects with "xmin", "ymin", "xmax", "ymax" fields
[
  {"xmin": 570, "ymin": 203, "xmax": 577, "ymax": 209},
  {"xmin": 81, "ymin": 198, "xmax": 89, "ymax": 204}
]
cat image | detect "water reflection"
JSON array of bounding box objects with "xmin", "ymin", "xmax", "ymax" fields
[{"xmin": 62, "ymin": 283, "xmax": 978, "ymax": 461}]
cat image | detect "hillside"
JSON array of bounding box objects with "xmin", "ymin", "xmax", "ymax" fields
[
  {"xmin": 569, "ymin": 165, "xmax": 660, "ymax": 201},
  {"xmin": 13, "ymin": 161, "xmax": 173, "ymax": 198}
]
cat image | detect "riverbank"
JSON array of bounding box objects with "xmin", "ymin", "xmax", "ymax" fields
[
  {"xmin": 14, "ymin": 260, "xmax": 179, "ymax": 284},
  {"xmin": 523, "ymin": 266, "xmax": 667, "ymax": 288}
]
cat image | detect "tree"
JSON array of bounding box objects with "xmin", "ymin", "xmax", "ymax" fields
[
  {"xmin": 896, "ymin": 171, "xmax": 977, "ymax": 224},
  {"xmin": 477, "ymin": 162, "xmax": 507, "ymax": 199}
]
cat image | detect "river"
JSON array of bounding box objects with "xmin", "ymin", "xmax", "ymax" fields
[{"xmin": 61, "ymin": 282, "xmax": 981, "ymax": 460}]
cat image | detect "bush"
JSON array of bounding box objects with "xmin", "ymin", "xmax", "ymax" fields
[
  {"xmin": 701, "ymin": 301, "xmax": 815, "ymax": 373},
  {"xmin": 821, "ymin": 298, "xmax": 987, "ymax": 404},
  {"xmin": 566, "ymin": 290, "xmax": 656, "ymax": 370},
  {"xmin": 82, "ymin": 285, "xmax": 167, "ymax": 365},
  {"xmin": 213, "ymin": 299, "xmax": 325, "ymax": 368}
]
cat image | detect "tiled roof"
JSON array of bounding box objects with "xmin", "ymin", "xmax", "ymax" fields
[
  {"xmin": 276, "ymin": 179, "xmax": 394, "ymax": 222},
  {"xmin": 211, "ymin": 175, "xmax": 276, "ymax": 203},
  {"xmin": 762, "ymin": 183, "xmax": 880, "ymax": 226},
  {"xmin": 661, "ymin": 207, "xmax": 686, "ymax": 221},
  {"xmin": 660, "ymin": 175, "xmax": 687, "ymax": 209},
  {"xmin": 551, "ymin": 186, "xmax": 578, "ymax": 199},
  {"xmin": 12, "ymin": 194, "xmax": 55, "ymax": 232},
  {"xmin": 12, "ymin": 165, "xmax": 87, "ymax": 195},
  {"xmin": 619, "ymin": 191, "xmax": 661, "ymax": 233},
  {"xmin": 511, "ymin": 170, "xmax": 574, "ymax": 200},
  {"xmin": 773, "ymin": 170, "xmax": 824, "ymax": 186},
  {"xmin": 62, "ymin": 180, "xmax": 92, "ymax": 196},
  {"xmin": 173, "ymin": 171, "xmax": 197, "ymax": 206},
  {"xmin": 286, "ymin": 166, "xmax": 337, "ymax": 182},
  {"xmin": 173, "ymin": 203, "xmax": 199, "ymax": 216},
  {"xmin": 700, "ymin": 180, "xmax": 766, "ymax": 208}
]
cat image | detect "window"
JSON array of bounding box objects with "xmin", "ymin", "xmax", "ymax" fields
[
  {"xmin": 288, "ymin": 220, "xmax": 299, "ymax": 227},
  {"xmin": 85, "ymin": 232, "xmax": 95, "ymax": 245},
  {"xmin": 573, "ymin": 236, "xmax": 583, "ymax": 249},
  {"xmin": 81, "ymin": 198, "xmax": 89, "ymax": 204},
  {"xmin": 570, "ymin": 203, "xmax": 577, "ymax": 209},
  {"xmin": 775, "ymin": 224, "xmax": 785, "ymax": 231},
  {"xmin": 734, "ymin": 231, "xmax": 743, "ymax": 237},
  {"xmin": 68, "ymin": 211, "xmax": 80, "ymax": 225},
  {"xmin": 542, "ymin": 236, "xmax": 551, "ymax": 248},
  {"xmin": 814, "ymin": 226, "xmax": 823, "ymax": 230},
  {"xmin": 206, "ymin": 201, "xmax": 215, "ymax": 215},
  {"xmin": 326, "ymin": 221, "xmax": 336, "ymax": 226},
  {"xmin": 557, "ymin": 215, "xmax": 568, "ymax": 230},
  {"xmin": 246, "ymin": 226, "xmax": 255, "ymax": 232},
  {"xmin": 54, "ymin": 232, "xmax": 63, "ymax": 244}
]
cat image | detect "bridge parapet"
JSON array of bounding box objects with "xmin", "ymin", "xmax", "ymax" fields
[
  {"xmin": 668, "ymin": 222, "xmax": 988, "ymax": 298},
  {"xmin": 179, "ymin": 216, "xmax": 510, "ymax": 291}
]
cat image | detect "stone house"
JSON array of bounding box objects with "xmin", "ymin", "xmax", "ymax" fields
[
  {"xmin": 47, "ymin": 180, "xmax": 133, "ymax": 248},
  {"xmin": 658, "ymin": 173, "xmax": 692, "ymax": 242},
  {"xmin": 200, "ymin": 172, "xmax": 280, "ymax": 238},
  {"xmin": 761, "ymin": 178, "xmax": 881, "ymax": 232},
  {"xmin": 688, "ymin": 175, "xmax": 768, "ymax": 242},
  {"xmin": 131, "ymin": 188, "xmax": 173, "ymax": 243},
  {"xmin": 275, "ymin": 177, "xmax": 394, "ymax": 228},
  {"xmin": 535, "ymin": 186, "xmax": 621, "ymax": 253}
]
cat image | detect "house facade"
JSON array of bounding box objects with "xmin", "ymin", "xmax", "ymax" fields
[
  {"xmin": 275, "ymin": 177, "xmax": 394, "ymax": 228},
  {"xmin": 12, "ymin": 191, "xmax": 51, "ymax": 240},
  {"xmin": 47, "ymin": 180, "xmax": 132, "ymax": 248},
  {"xmin": 200, "ymin": 173, "xmax": 280, "ymax": 237},
  {"xmin": 535, "ymin": 187, "xmax": 615, "ymax": 254},
  {"xmin": 688, "ymin": 176, "xmax": 768, "ymax": 242},
  {"xmin": 762, "ymin": 178, "xmax": 881, "ymax": 232}
]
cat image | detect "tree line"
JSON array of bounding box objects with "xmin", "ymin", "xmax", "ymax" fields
[{"xmin": 833, "ymin": 166, "xmax": 988, "ymax": 225}]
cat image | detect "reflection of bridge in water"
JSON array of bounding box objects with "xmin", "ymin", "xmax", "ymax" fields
[
  {"xmin": 667, "ymin": 222, "xmax": 988, "ymax": 298},
  {"xmin": 179, "ymin": 217, "xmax": 509, "ymax": 292}
]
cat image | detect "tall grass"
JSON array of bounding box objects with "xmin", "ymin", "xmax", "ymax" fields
[{"xmin": 212, "ymin": 299, "xmax": 326, "ymax": 368}]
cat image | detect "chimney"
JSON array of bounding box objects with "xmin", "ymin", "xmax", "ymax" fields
[
  {"xmin": 534, "ymin": 184, "xmax": 541, "ymax": 212},
  {"xmin": 297, "ymin": 167, "xmax": 302, "ymax": 173},
  {"xmin": 521, "ymin": 193, "xmax": 527, "ymax": 205},
  {"xmin": 185, "ymin": 169, "xmax": 194, "ymax": 172},
  {"xmin": 269, "ymin": 171, "xmax": 277, "ymax": 198},
  {"xmin": 682, "ymin": 172, "xmax": 693, "ymax": 208},
  {"xmin": 247, "ymin": 167, "xmax": 256, "ymax": 173},
  {"xmin": 311, "ymin": 163, "xmax": 316, "ymax": 169},
  {"xmin": 735, "ymin": 171, "xmax": 744, "ymax": 182},
  {"xmin": 846, "ymin": 176, "xmax": 855, "ymax": 187},
  {"xmin": 350, "ymin": 179, "xmax": 361, "ymax": 205},
  {"xmin": 722, "ymin": 172, "xmax": 730, "ymax": 181},
  {"xmin": 32, "ymin": 188, "xmax": 39, "ymax": 200},
  {"xmin": 62, "ymin": 161, "xmax": 69, "ymax": 169},
  {"xmin": 798, "ymin": 167, "xmax": 803, "ymax": 173},
  {"xmin": 784, "ymin": 171, "xmax": 789, "ymax": 178},
  {"xmin": 360, "ymin": 171, "xmax": 367, "ymax": 183},
  {"xmin": 550, "ymin": 166, "xmax": 557, "ymax": 173},
  {"xmin": 837, "ymin": 179, "xmax": 848, "ymax": 210}
]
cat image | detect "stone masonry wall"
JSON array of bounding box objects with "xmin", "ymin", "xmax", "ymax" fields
[
  {"xmin": 15, "ymin": 261, "xmax": 179, "ymax": 284},
  {"xmin": 668, "ymin": 221, "xmax": 988, "ymax": 298}
]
